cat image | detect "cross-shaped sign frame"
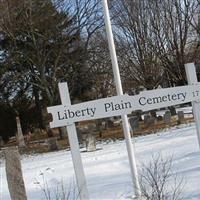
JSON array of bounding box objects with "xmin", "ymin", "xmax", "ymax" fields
[{"xmin": 47, "ymin": 63, "xmax": 200, "ymax": 200}]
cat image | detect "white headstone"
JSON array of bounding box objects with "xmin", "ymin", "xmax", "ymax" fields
[
  {"xmin": 164, "ymin": 111, "xmax": 171, "ymax": 125},
  {"xmin": 177, "ymin": 111, "xmax": 185, "ymax": 124},
  {"xmin": 86, "ymin": 134, "xmax": 96, "ymax": 152}
]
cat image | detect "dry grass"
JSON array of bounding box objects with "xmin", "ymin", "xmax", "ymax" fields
[{"xmin": 1, "ymin": 116, "xmax": 194, "ymax": 154}]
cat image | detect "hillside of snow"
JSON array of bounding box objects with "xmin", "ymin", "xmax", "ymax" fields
[{"xmin": 1, "ymin": 123, "xmax": 200, "ymax": 200}]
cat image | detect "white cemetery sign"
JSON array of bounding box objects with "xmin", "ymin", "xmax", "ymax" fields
[
  {"xmin": 48, "ymin": 84, "xmax": 200, "ymax": 128},
  {"xmin": 47, "ymin": 63, "xmax": 200, "ymax": 200}
]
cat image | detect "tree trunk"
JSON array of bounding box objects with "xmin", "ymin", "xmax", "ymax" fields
[{"xmin": 33, "ymin": 86, "xmax": 46, "ymax": 129}]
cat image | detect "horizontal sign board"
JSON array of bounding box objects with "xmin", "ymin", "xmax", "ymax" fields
[{"xmin": 47, "ymin": 84, "xmax": 200, "ymax": 128}]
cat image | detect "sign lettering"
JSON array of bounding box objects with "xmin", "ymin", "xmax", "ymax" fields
[{"xmin": 47, "ymin": 85, "xmax": 200, "ymax": 128}]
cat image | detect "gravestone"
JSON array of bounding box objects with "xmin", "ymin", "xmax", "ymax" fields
[
  {"xmin": 164, "ymin": 111, "xmax": 171, "ymax": 125},
  {"xmin": 16, "ymin": 116, "xmax": 26, "ymax": 147},
  {"xmin": 129, "ymin": 116, "xmax": 139, "ymax": 131},
  {"xmin": 106, "ymin": 119, "xmax": 114, "ymax": 128},
  {"xmin": 86, "ymin": 134, "xmax": 96, "ymax": 152},
  {"xmin": 0, "ymin": 136, "xmax": 3, "ymax": 148},
  {"xmin": 177, "ymin": 111, "xmax": 185, "ymax": 124},
  {"xmin": 47, "ymin": 137, "xmax": 59, "ymax": 151},
  {"xmin": 157, "ymin": 115, "xmax": 163, "ymax": 121},
  {"xmin": 59, "ymin": 127, "xmax": 68, "ymax": 139},
  {"xmin": 77, "ymin": 127, "xmax": 83, "ymax": 144},
  {"xmin": 4, "ymin": 147, "xmax": 27, "ymax": 200},
  {"xmin": 150, "ymin": 110, "xmax": 157, "ymax": 118},
  {"xmin": 168, "ymin": 106, "xmax": 177, "ymax": 116},
  {"xmin": 147, "ymin": 117, "xmax": 155, "ymax": 126},
  {"xmin": 132, "ymin": 110, "xmax": 143, "ymax": 121},
  {"xmin": 101, "ymin": 121, "xmax": 106, "ymax": 130},
  {"xmin": 95, "ymin": 120, "xmax": 105, "ymax": 138},
  {"xmin": 144, "ymin": 114, "xmax": 151, "ymax": 125},
  {"xmin": 88, "ymin": 124, "xmax": 96, "ymax": 131},
  {"xmin": 144, "ymin": 114, "xmax": 155, "ymax": 127}
]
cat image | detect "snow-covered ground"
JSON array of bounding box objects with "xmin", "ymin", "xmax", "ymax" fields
[{"xmin": 1, "ymin": 123, "xmax": 200, "ymax": 200}]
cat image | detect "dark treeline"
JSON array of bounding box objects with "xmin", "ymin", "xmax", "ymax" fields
[{"xmin": 0, "ymin": 0, "xmax": 199, "ymax": 141}]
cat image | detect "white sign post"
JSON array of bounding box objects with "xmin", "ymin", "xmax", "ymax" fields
[
  {"xmin": 185, "ymin": 63, "xmax": 200, "ymax": 148},
  {"xmin": 58, "ymin": 83, "xmax": 89, "ymax": 200},
  {"xmin": 101, "ymin": 1, "xmax": 141, "ymax": 198}
]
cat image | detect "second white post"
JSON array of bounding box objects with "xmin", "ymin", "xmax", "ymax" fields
[{"xmin": 102, "ymin": 0, "xmax": 141, "ymax": 198}]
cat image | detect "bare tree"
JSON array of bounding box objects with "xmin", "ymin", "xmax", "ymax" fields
[
  {"xmin": 64, "ymin": 0, "xmax": 117, "ymax": 99},
  {"xmin": 110, "ymin": 0, "xmax": 164, "ymax": 90},
  {"xmin": 39, "ymin": 175, "xmax": 79, "ymax": 200},
  {"xmin": 149, "ymin": 0, "xmax": 199, "ymax": 86},
  {"xmin": 140, "ymin": 155, "xmax": 184, "ymax": 200},
  {"xmin": 87, "ymin": 31, "xmax": 116, "ymax": 99},
  {"xmin": 110, "ymin": 0, "xmax": 199, "ymax": 89}
]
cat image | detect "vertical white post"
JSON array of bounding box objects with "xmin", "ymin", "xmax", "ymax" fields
[
  {"xmin": 102, "ymin": 0, "xmax": 141, "ymax": 198},
  {"xmin": 185, "ymin": 63, "xmax": 200, "ymax": 148},
  {"xmin": 58, "ymin": 83, "xmax": 89, "ymax": 200}
]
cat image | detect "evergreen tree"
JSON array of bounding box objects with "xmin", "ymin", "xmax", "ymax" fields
[{"xmin": 0, "ymin": 0, "xmax": 91, "ymax": 133}]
